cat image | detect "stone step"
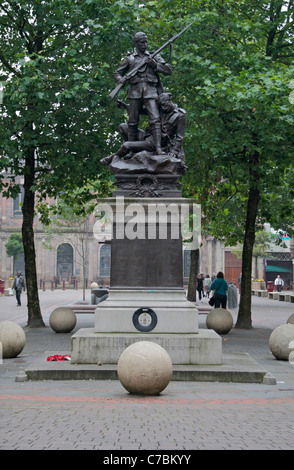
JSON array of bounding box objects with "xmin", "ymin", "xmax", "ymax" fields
[
  {"xmin": 65, "ymin": 302, "xmax": 212, "ymax": 315},
  {"xmin": 24, "ymin": 352, "xmax": 273, "ymax": 384}
]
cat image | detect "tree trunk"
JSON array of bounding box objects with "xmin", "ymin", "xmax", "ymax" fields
[
  {"xmin": 187, "ymin": 248, "xmax": 199, "ymax": 302},
  {"xmin": 22, "ymin": 149, "xmax": 45, "ymax": 327},
  {"xmin": 235, "ymin": 150, "xmax": 261, "ymax": 329}
]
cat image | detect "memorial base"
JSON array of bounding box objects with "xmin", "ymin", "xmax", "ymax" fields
[
  {"xmin": 70, "ymin": 196, "xmax": 222, "ymax": 367},
  {"xmin": 94, "ymin": 288, "xmax": 199, "ymax": 334},
  {"xmin": 71, "ymin": 287, "xmax": 222, "ymax": 366},
  {"xmin": 71, "ymin": 329, "xmax": 222, "ymax": 365}
]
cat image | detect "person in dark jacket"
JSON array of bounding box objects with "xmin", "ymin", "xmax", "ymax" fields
[
  {"xmin": 12, "ymin": 272, "xmax": 25, "ymax": 306},
  {"xmin": 196, "ymin": 273, "xmax": 205, "ymax": 301},
  {"xmin": 210, "ymin": 271, "xmax": 228, "ymax": 309}
]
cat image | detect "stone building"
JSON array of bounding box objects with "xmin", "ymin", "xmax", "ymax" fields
[{"xmin": 0, "ymin": 179, "xmax": 111, "ymax": 288}]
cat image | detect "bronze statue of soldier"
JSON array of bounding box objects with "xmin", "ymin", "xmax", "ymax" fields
[
  {"xmin": 113, "ymin": 31, "xmax": 172, "ymax": 155},
  {"xmin": 100, "ymin": 92, "xmax": 186, "ymax": 171}
]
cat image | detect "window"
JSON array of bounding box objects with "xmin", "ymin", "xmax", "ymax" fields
[{"xmin": 57, "ymin": 243, "xmax": 73, "ymax": 280}]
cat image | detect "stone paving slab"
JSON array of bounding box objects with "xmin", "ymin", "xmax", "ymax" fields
[
  {"xmin": 1, "ymin": 291, "xmax": 294, "ymax": 451},
  {"xmin": 24, "ymin": 351, "xmax": 271, "ymax": 383}
]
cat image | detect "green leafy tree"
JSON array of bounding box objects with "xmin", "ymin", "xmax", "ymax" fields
[
  {"xmin": 231, "ymin": 229, "xmax": 286, "ymax": 277},
  {"xmin": 40, "ymin": 180, "xmax": 114, "ymax": 301},
  {"xmin": 0, "ymin": 0, "xmax": 138, "ymax": 326},
  {"xmin": 113, "ymin": 0, "xmax": 293, "ymax": 328},
  {"xmin": 1, "ymin": 0, "xmax": 293, "ymax": 332},
  {"xmin": 175, "ymin": 0, "xmax": 294, "ymax": 328}
]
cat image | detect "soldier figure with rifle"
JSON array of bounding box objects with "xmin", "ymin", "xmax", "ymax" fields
[
  {"xmin": 110, "ymin": 21, "xmax": 195, "ymax": 159},
  {"xmin": 113, "ymin": 31, "xmax": 172, "ymax": 155}
]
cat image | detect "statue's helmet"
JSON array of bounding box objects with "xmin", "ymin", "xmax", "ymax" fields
[
  {"xmin": 134, "ymin": 32, "xmax": 147, "ymax": 43},
  {"xmin": 158, "ymin": 92, "xmax": 172, "ymax": 104}
]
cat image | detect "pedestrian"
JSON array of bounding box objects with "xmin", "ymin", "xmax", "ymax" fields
[
  {"xmin": 211, "ymin": 272, "xmax": 216, "ymax": 282},
  {"xmin": 210, "ymin": 271, "xmax": 228, "ymax": 309},
  {"xmin": 196, "ymin": 273, "xmax": 204, "ymax": 301},
  {"xmin": 227, "ymin": 282, "xmax": 238, "ymax": 309},
  {"xmin": 274, "ymin": 274, "xmax": 284, "ymax": 292},
  {"xmin": 12, "ymin": 271, "xmax": 25, "ymax": 306},
  {"xmin": 204, "ymin": 275, "xmax": 211, "ymax": 298}
]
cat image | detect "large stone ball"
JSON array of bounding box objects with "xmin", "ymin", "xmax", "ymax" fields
[
  {"xmin": 269, "ymin": 324, "xmax": 294, "ymax": 360},
  {"xmin": 289, "ymin": 350, "xmax": 294, "ymax": 365},
  {"xmin": 0, "ymin": 321, "xmax": 26, "ymax": 358},
  {"xmin": 117, "ymin": 341, "xmax": 173, "ymax": 395},
  {"xmin": 49, "ymin": 307, "xmax": 76, "ymax": 333},
  {"xmin": 289, "ymin": 341, "xmax": 294, "ymax": 365},
  {"xmin": 206, "ymin": 308, "xmax": 233, "ymax": 334},
  {"xmin": 287, "ymin": 313, "xmax": 294, "ymax": 325}
]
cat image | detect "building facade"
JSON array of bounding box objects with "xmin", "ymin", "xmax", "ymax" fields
[{"xmin": 0, "ymin": 182, "xmax": 111, "ymax": 288}]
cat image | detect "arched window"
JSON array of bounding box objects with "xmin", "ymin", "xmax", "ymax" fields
[
  {"xmin": 57, "ymin": 243, "xmax": 73, "ymax": 281},
  {"xmin": 99, "ymin": 244, "xmax": 111, "ymax": 277}
]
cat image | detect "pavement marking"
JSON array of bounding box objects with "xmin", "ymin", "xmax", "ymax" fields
[{"xmin": 1, "ymin": 393, "xmax": 294, "ymax": 407}]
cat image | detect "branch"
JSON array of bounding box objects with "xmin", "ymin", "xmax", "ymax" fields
[{"xmin": 0, "ymin": 51, "xmax": 21, "ymax": 76}]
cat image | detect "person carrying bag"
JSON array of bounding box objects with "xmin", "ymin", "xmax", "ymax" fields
[{"xmin": 209, "ymin": 271, "xmax": 228, "ymax": 309}]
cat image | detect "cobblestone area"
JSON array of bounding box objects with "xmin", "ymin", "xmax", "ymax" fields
[{"xmin": 1, "ymin": 290, "xmax": 294, "ymax": 451}]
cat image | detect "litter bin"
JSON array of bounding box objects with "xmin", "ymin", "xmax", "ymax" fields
[
  {"xmin": 0, "ymin": 280, "xmax": 5, "ymax": 296},
  {"xmin": 267, "ymin": 281, "xmax": 273, "ymax": 293}
]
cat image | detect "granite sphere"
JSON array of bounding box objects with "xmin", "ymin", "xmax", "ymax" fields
[
  {"xmin": 0, "ymin": 321, "xmax": 26, "ymax": 358},
  {"xmin": 287, "ymin": 313, "xmax": 294, "ymax": 325},
  {"xmin": 117, "ymin": 341, "xmax": 173, "ymax": 395},
  {"xmin": 206, "ymin": 308, "xmax": 233, "ymax": 334},
  {"xmin": 269, "ymin": 324, "xmax": 294, "ymax": 360},
  {"xmin": 49, "ymin": 307, "xmax": 76, "ymax": 333}
]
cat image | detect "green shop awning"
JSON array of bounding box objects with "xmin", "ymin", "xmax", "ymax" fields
[{"xmin": 265, "ymin": 265, "xmax": 292, "ymax": 273}]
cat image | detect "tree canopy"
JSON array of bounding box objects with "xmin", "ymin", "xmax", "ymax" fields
[{"xmin": 0, "ymin": 0, "xmax": 293, "ymax": 327}]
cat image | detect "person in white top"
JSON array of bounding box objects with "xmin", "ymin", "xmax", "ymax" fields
[{"xmin": 274, "ymin": 275, "xmax": 284, "ymax": 292}]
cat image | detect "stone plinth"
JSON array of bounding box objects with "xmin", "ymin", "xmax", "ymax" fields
[
  {"xmin": 71, "ymin": 329, "xmax": 222, "ymax": 365},
  {"xmin": 94, "ymin": 288, "xmax": 198, "ymax": 334},
  {"xmin": 112, "ymin": 174, "xmax": 183, "ymax": 198},
  {"xmin": 71, "ymin": 195, "xmax": 222, "ymax": 368},
  {"xmin": 103, "ymin": 197, "xmax": 192, "ymax": 289}
]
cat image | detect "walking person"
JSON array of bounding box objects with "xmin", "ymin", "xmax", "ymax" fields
[
  {"xmin": 196, "ymin": 273, "xmax": 205, "ymax": 301},
  {"xmin": 210, "ymin": 271, "xmax": 228, "ymax": 309},
  {"xmin": 274, "ymin": 274, "xmax": 284, "ymax": 292},
  {"xmin": 227, "ymin": 282, "xmax": 238, "ymax": 309},
  {"xmin": 12, "ymin": 271, "xmax": 25, "ymax": 306},
  {"xmin": 204, "ymin": 275, "xmax": 211, "ymax": 298},
  {"xmin": 227, "ymin": 282, "xmax": 238, "ymax": 322}
]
